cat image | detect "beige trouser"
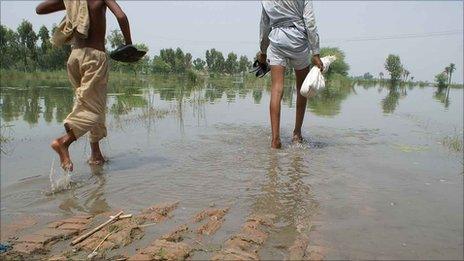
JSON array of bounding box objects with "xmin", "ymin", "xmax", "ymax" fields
[{"xmin": 64, "ymin": 47, "xmax": 108, "ymax": 143}]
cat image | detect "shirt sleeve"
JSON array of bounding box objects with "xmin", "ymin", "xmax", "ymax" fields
[
  {"xmin": 303, "ymin": 0, "xmax": 320, "ymax": 55},
  {"xmin": 259, "ymin": 7, "xmax": 271, "ymax": 54}
]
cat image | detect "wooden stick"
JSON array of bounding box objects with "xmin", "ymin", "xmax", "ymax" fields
[
  {"xmin": 87, "ymin": 231, "xmax": 113, "ymax": 258},
  {"xmin": 110, "ymin": 214, "xmax": 132, "ymax": 219},
  {"xmin": 137, "ymin": 222, "xmax": 158, "ymax": 228},
  {"xmin": 71, "ymin": 211, "xmax": 123, "ymax": 246}
]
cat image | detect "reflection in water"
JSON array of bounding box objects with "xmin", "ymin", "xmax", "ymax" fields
[
  {"xmin": 307, "ymin": 75, "xmax": 353, "ymax": 116},
  {"xmin": 434, "ymin": 87, "xmax": 450, "ymax": 108},
  {"xmin": 252, "ymin": 149, "xmax": 317, "ymax": 248},
  {"xmin": 381, "ymin": 82, "xmax": 409, "ymax": 114},
  {"xmin": 1, "ymin": 75, "xmax": 358, "ymax": 125},
  {"xmin": 382, "ymin": 88, "xmax": 401, "ymax": 114},
  {"xmin": 1, "ymin": 87, "xmax": 73, "ymax": 125},
  {"xmin": 0, "ymin": 76, "xmax": 353, "ymax": 126}
]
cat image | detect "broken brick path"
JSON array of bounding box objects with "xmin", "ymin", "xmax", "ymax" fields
[
  {"xmin": 211, "ymin": 214, "xmax": 275, "ymax": 260},
  {"xmin": 11, "ymin": 214, "xmax": 92, "ymax": 256},
  {"xmin": 129, "ymin": 207, "xmax": 229, "ymax": 260},
  {"xmin": 2, "ymin": 204, "xmax": 321, "ymax": 260}
]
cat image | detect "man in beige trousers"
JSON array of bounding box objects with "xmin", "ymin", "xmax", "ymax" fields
[{"xmin": 36, "ymin": 0, "xmax": 133, "ymax": 171}]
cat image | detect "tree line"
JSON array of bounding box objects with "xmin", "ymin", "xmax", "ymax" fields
[
  {"xmin": 0, "ymin": 20, "xmax": 253, "ymax": 75},
  {"xmin": 435, "ymin": 63, "xmax": 456, "ymax": 89},
  {"xmin": 2, "ymin": 20, "xmax": 354, "ymax": 78}
]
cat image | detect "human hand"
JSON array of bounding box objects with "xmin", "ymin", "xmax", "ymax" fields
[
  {"xmin": 257, "ymin": 52, "xmax": 267, "ymax": 64},
  {"xmin": 312, "ymin": 54, "xmax": 324, "ymax": 72}
]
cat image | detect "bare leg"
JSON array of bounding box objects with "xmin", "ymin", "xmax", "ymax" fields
[
  {"xmin": 270, "ymin": 65, "xmax": 286, "ymax": 149},
  {"xmin": 88, "ymin": 141, "xmax": 106, "ymax": 165},
  {"xmin": 51, "ymin": 126, "xmax": 76, "ymax": 171},
  {"xmin": 293, "ymin": 66, "xmax": 310, "ymax": 143}
]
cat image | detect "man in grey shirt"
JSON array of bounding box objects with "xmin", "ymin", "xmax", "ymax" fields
[{"xmin": 257, "ymin": 0, "xmax": 323, "ymax": 149}]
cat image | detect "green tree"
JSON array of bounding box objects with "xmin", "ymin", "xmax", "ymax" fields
[
  {"xmin": 238, "ymin": 55, "xmax": 250, "ymax": 73},
  {"xmin": 17, "ymin": 20, "xmax": 38, "ymax": 70},
  {"xmin": 402, "ymin": 69, "xmax": 410, "ymax": 82},
  {"xmin": 0, "ymin": 25, "xmax": 20, "ymax": 69},
  {"xmin": 193, "ymin": 58, "xmax": 206, "ymax": 71},
  {"xmin": 184, "ymin": 52, "xmax": 192, "ymax": 70},
  {"xmin": 363, "ymin": 72, "xmax": 373, "ymax": 80},
  {"xmin": 205, "ymin": 48, "xmax": 225, "ymax": 73},
  {"xmin": 107, "ymin": 29, "xmax": 125, "ymax": 49},
  {"xmin": 38, "ymin": 25, "xmax": 50, "ymax": 52},
  {"xmin": 435, "ymin": 72, "xmax": 448, "ymax": 89},
  {"xmin": 152, "ymin": 55, "xmax": 171, "ymax": 74},
  {"xmin": 174, "ymin": 47, "xmax": 185, "ymax": 72},
  {"xmin": 384, "ymin": 54, "xmax": 403, "ymax": 82},
  {"xmin": 160, "ymin": 48, "xmax": 176, "ymax": 72},
  {"xmin": 224, "ymin": 52, "xmax": 238, "ymax": 74},
  {"xmin": 379, "ymin": 72, "xmax": 384, "ymax": 80},
  {"xmin": 447, "ymin": 63, "xmax": 456, "ymax": 86},
  {"xmin": 319, "ymin": 47, "xmax": 349, "ymax": 76}
]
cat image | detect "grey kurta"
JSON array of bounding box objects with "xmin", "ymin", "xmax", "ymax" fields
[{"xmin": 259, "ymin": 0, "xmax": 320, "ymax": 55}]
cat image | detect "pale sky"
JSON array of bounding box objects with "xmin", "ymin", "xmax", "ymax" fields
[{"xmin": 1, "ymin": 1, "xmax": 463, "ymax": 83}]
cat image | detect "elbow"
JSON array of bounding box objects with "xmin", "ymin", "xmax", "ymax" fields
[
  {"xmin": 36, "ymin": 6, "xmax": 44, "ymax": 15},
  {"xmin": 116, "ymin": 12, "xmax": 128, "ymax": 23}
]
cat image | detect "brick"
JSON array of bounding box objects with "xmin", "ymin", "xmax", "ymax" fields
[
  {"xmin": 58, "ymin": 222, "xmax": 86, "ymax": 231},
  {"xmin": 143, "ymin": 202, "xmax": 179, "ymax": 215},
  {"xmin": 306, "ymin": 245, "xmax": 326, "ymax": 261},
  {"xmin": 76, "ymin": 218, "xmax": 143, "ymax": 252},
  {"xmin": 18, "ymin": 234, "xmax": 52, "ymax": 245},
  {"xmin": 47, "ymin": 221, "xmax": 64, "ymax": 229},
  {"xmin": 197, "ymin": 218, "xmax": 224, "ymax": 236},
  {"xmin": 73, "ymin": 214, "xmax": 93, "ymax": 220},
  {"xmin": 12, "ymin": 242, "xmax": 45, "ymax": 255},
  {"xmin": 246, "ymin": 214, "xmax": 275, "ymax": 227},
  {"xmin": 193, "ymin": 208, "xmax": 229, "ymax": 222},
  {"xmin": 48, "ymin": 254, "xmax": 68, "ymax": 261},
  {"xmin": 214, "ymin": 213, "xmax": 275, "ymax": 261},
  {"xmin": 212, "ymin": 248, "xmax": 259, "ymax": 261},
  {"xmin": 162, "ymin": 224, "xmax": 189, "ymax": 242},
  {"xmin": 60, "ymin": 217, "xmax": 90, "ymax": 224},
  {"xmin": 128, "ymin": 253, "xmax": 152, "ymax": 261},
  {"xmin": 138, "ymin": 202, "xmax": 179, "ymax": 222},
  {"xmin": 32, "ymin": 228, "xmax": 77, "ymax": 243},
  {"xmin": 224, "ymin": 237, "xmax": 259, "ymax": 254},
  {"xmin": 138, "ymin": 240, "xmax": 191, "ymax": 260},
  {"xmin": 288, "ymin": 235, "xmax": 309, "ymax": 260}
]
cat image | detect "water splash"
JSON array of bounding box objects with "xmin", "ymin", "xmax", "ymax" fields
[{"xmin": 49, "ymin": 158, "xmax": 72, "ymax": 193}]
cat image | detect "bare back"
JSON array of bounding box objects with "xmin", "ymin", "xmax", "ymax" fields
[{"xmin": 74, "ymin": 0, "xmax": 107, "ymax": 51}]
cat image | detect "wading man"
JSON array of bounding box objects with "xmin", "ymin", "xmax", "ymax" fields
[
  {"xmin": 257, "ymin": 0, "xmax": 323, "ymax": 149},
  {"xmin": 36, "ymin": 0, "xmax": 133, "ymax": 171}
]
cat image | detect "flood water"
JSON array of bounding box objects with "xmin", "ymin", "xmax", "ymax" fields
[{"xmin": 1, "ymin": 77, "xmax": 463, "ymax": 259}]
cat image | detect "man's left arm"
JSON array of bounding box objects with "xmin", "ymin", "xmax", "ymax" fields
[
  {"xmin": 36, "ymin": 0, "xmax": 65, "ymax": 15},
  {"xmin": 303, "ymin": 0, "xmax": 323, "ymax": 70}
]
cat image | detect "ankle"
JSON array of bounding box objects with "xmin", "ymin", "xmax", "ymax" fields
[{"xmin": 293, "ymin": 130, "xmax": 302, "ymax": 137}]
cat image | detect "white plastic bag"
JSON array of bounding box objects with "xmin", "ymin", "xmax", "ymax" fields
[{"xmin": 300, "ymin": 55, "xmax": 337, "ymax": 97}]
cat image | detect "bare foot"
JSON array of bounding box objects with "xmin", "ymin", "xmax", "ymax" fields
[
  {"xmin": 51, "ymin": 139, "xmax": 73, "ymax": 172},
  {"xmin": 292, "ymin": 133, "xmax": 305, "ymax": 144},
  {"xmin": 87, "ymin": 155, "xmax": 107, "ymax": 166},
  {"xmin": 271, "ymin": 139, "xmax": 282, "ymax": 149}
]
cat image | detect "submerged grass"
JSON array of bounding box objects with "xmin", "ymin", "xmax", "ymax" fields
[
  {"xmin": 441, "ymin": 135, "xmax": 463, "ymax": 153},
  {"xmin": 0, "ymin": 123, "xmax": 14, "ymax": 154}
]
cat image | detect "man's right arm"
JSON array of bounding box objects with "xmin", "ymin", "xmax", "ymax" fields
[
  {"xmin": 258, "ymin": 7, "xmax": 271, "ymax": 63},
  {"xmin": 105, "ymin": 0, "xmax": 132, "ymax": 45},
  {"xmin": 36, "ymin": 0, "xmax": 65, "ymax": 15}
]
